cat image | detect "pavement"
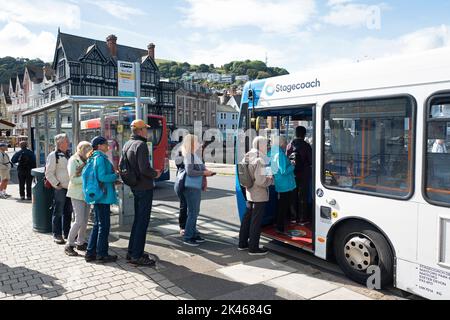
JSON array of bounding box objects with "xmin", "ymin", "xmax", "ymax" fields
[{"xmin": 0, "ymin": 167, "xmax": 409, "ymax": 301}]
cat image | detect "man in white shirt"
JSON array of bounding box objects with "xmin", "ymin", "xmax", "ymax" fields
[
  {"xmin": 432, "ymin": 139, "xmax": 448, "ymax": 154},
  {"xmin": 45, "ymin": 134, "xmax": 72, "ymax": 245},
  {"xmin": 0, "ymin": 143, "xmax": 12, "ymax": 199}
]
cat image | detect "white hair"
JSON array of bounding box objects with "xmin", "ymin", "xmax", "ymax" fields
[
  {"xmin": 76, "ymin": 141, "xmax": 92, "ymax": 158},
  {"xmin": 252, "ymin": 136, "xmax": 268, "ymax": 151},
  {"xmin": 55, "ymin": 134, "xmax": 68, "ymax": 147}
]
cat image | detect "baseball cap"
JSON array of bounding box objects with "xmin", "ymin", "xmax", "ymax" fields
[
  {"xmin": 0, "ymin": 142, "xmax": 7, "ymax": 148},
  {"xmin": 91, "ymin": 136, "xmax": 108, "ymax": 148},
  {"xmin": 131, "ymin": 119, "xmax": 151, "ymax": 129}
]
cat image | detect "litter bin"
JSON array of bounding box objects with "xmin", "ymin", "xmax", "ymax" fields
[{"xmin": 31, "ymin": 168, "xmax": 54, "ymax": 233}]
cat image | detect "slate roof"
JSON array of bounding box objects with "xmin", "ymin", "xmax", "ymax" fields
[
  {"xmin": 26, "ymin": 65, "xmax": 45, "ymax": 83},
  {"xmin": 217, "ymin": 104, "xmax": 239, "ymax": 113},
  {"xmin": 58, "ymin": 32, "xmax": 150, "ymax": 64}
]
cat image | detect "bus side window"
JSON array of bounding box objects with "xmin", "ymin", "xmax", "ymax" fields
[
  {"xmin": 425, "ymin": 98, "xmax": 450, "ymax": 205},
  {"xmin": 323, "ymin": 97, "xmax": 415, "ymax": 198}
]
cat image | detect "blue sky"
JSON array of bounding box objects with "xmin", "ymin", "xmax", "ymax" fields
[{"xmin": 0, "ymin": 0, "xmax": 449, "ymax": 73}]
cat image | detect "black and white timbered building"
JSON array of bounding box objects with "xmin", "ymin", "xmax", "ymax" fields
[{"xmin": 43, "ymin": 31, "xmax": 176, "ymax": 128}]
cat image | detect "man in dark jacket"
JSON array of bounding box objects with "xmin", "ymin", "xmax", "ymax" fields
[
  {"xmin": 11, "ymin": 141, "xmax": 37, "ymax": 201},
  {"xmin": 287, "ymin": 126, "xmax": 313, "ymax": 225},
  {"xmin": 123, "ymin": 119, "xmax": 161, "ymax": 266}
]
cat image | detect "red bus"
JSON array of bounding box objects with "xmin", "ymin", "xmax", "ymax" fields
[{"xmin": 80, "ymin": 114, "xmax": 170, "ymax": 181}]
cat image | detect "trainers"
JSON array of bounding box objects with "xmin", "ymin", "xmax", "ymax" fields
[
  {"xmin": 85, "ymin": 255, "xmax": 96, "ymax": 263},
  {"xmin": 238, "ymin": 246, "xmax": 249, "ymax": 251},
  {"xmin": 65, "ymin": 246, "xmax": 79, "ymax": 257},
  {"xmin": 194, "ymin": 236, "xmax": 206, "ymax": 243},
  {"xmin": 126, "ymin": 253, "xmax": 150, "ymax": 261},
  {"xmin": 183, "ymin": 240, "xmax": 200, "ymax": 247},
  {"xmin": 26, "ymin": 197, "xmax": 32, "ymax": 201},
  {"xmin": 129, "ymin": 256, "xmax": 156, "ymax": 267},
  {"xmin": 20, "ymin": 196, "xmax": 26, "ymax": 201},
  {"xmin": 249, "ymin": 248, "xmax": 269, "ymax": 256},
  {"xmin": 76, "ymin": 244, "xmax": 88, "ymax": 251},
  {"xmin": 54, "ymin": 236, "xmax": 66, "ymax": 245},
  {"xmin": 97, "ymin": 255, "xmax": 118, "ymax": 264},
  {"xmin": 0, "ymin": 194, "xmax": 7, "ymax": 199}
]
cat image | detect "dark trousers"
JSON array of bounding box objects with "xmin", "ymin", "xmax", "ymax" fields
[
  {"xmin": 52, "ymin": 189, "xmax": 72, "ymax": 238},
  {"xmin": 178, "ymin": 192, "xmax": 188, "ymax": 230},
  {"xmin": 18, "ymin": 171, "xmax": 32, "ymax": 198},
  {"xmin": 128, "ymin": 189, "xmax": 153, "ymax": 260},
  {"xmin": 294, "ymin": 177, "xmax": 312, "ymax": 223},
  {"xmin": 87, "ymin": 204, "xmax": 111, "ymax": 258},
  {"xmin": 276, "ymin": 191, "xmax": 296, "ymax": 231},
  {"xmin": 239, "ymin": 202, "xmax": 266, "ymax": 251}
]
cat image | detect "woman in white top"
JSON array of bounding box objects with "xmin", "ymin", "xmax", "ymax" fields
[{"xmin": 65, "ymin": 141, "xmax": 92, "ymax": 257}]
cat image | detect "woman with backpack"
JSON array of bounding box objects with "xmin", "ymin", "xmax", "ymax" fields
[
  {"xmin": 181, "ymin": 134, "xmax": 215, "ymax": 247},
  {"xmin": 64, "ymin": 141, "xmax": 93, "ymax": 257},
  {"xmin": 83, "ymin": 136, "xmax": 119, "ymax": 263}
]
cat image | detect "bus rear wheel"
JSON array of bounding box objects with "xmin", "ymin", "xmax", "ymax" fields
[{"xmin": 333, "ymin": 221, "xmax": 394, "ymax": 288}]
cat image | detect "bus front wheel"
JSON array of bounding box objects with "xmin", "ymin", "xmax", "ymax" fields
[{"xmin": 333, "ymin": 221, "xmax": 394, "ymax": 288}]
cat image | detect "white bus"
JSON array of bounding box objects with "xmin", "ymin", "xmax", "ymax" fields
[{"xmin": 235, "ymin": 47, "xmax": 450, "ymax": 300}]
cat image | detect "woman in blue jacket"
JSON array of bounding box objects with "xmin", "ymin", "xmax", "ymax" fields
[
  {"xmin": 270, "ymin": 136, "xmax": 297, "ymax": 234},
  {"xmin": 84, "ymin": 136, "xmax": 119, "ymax": 263}
]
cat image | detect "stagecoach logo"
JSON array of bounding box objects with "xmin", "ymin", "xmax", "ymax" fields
[
  {"xmin": 264, "ymin": 79, "xmax": 321, "ymax": 97},
  {"xmin": 265, "ymin": 83, "xmax": 276, "ymax": 96}
]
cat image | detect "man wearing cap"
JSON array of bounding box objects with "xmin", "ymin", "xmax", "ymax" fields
[
  {"xmin": 122, "ymin": 119, "xmax": 161, "ymax": 266},
  {"xmin": 0, "ymin": 143, "xmax": 12, "ymax": 199}
]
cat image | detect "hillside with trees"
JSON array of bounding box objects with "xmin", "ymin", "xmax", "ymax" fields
[
  {"xmin": 0, "ymin": 57, "xmax": 47, "ymax": 84},
  {"xmin": 157, "ymin": 59, "xmax": 289, "ymax": 83}
]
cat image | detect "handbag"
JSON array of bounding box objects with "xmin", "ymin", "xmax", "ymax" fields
[{"xmin": 185, "ymin": 175, "xmax": 203, "ymax": 190}]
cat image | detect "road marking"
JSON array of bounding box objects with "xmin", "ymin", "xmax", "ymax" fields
[{"xmin": 153, "ymin": 207, "xmax": 177, "ymax": 214}]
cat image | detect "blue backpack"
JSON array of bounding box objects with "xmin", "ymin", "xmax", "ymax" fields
[{"xmin": 82, "ymin": 156, "xmax": 105, "ymax": 204}]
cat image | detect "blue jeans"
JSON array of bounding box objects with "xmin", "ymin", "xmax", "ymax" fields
[
  {"xmin": 52, "ymin": 189, "xmax": 72, "ymax": 238},
  {"xmin": 183, "ymin": 188, "xmax": 201, "ymax": 241},
  {"xmin": 87, "ymin": 204, "xmax": 111, "ymax": 258},
  {"xmin": 128, "ymin": 189, "xmax": 153, "ymax": 260}
]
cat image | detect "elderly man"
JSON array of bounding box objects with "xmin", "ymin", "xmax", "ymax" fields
[
  {"xmin": 122, "ymin": 119, "xmax": 161, "ymax": 266},
  {"xmin": 0, "ymin": 142, "xmax": 12, "ymax": 199},
  {"xmin": 45, "ymin": 134, "xmax": 72, "ymax": 245}
]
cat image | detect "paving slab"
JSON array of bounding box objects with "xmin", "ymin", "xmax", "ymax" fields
[
  {"xmin": 216, "ymin": 258, "xmax": 297, "ymax": 285},
  {"xmin": 312, "ymin": 287, "xmax": 373, "ymax": 300},
  {"xmin": 266, "ymin": 272, "xmax": 339, "ymax": 299}
]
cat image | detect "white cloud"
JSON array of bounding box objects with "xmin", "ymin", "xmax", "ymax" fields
[
  {"xmin": 0, "ymin": 22, "xmax": 56, "ymax": 60},
  {"xmin": 181, "ymin": 0, "xmax": 316, "ymax": 34},
  {"xmin": 0, "ymin": 0, "xmax": 81, "ymax": 29},
  {"xmin": 297, "ymin": 24, "xmax": 450, "ymax": 72},
  {"xmin": 88, "ymin": 0, "xmax": 145, "ymax": 20},
  {"xmin": 178, "ymin": 41, "xmax": 285, "ymax": 68},
  {"xmin": 323, "ymin": 1, "xmax": 387, "ymax": 29}
]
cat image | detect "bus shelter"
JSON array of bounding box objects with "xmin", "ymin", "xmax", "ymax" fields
[{"xmin": 23, "ymin": 96, "xmax": 157, "ymax": 230}]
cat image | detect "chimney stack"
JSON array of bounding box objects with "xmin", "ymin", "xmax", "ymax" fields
[
  {"xmin": 147, "ymin": 43, "xmax": 155, "ymax": 60},
  {"xmin": 106, "ymin": 34, "xmax": 118, "ymax": 57}
]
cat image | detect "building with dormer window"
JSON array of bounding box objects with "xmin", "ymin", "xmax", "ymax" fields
[{"xmin": 42, "ymin": 31, "xmax": 176, "ymax": 128}]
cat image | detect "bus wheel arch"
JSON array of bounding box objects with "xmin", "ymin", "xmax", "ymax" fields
[{"xmin": 326, "ymin": 218, "xmax": 396, "ymax": 288}]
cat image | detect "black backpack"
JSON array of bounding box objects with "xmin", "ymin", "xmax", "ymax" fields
[
  {"xmin": 119, "ymin": 142, "xmax": 139, "ymax": 187},
  {"xmin": 288, "ymin": 139, "xmax": 305, "ymax": 169}
]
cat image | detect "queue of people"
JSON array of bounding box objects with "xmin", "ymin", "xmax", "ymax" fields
[{"xmin": 1, "ymin": 121, "xmax": 312, "ymax": 265}]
